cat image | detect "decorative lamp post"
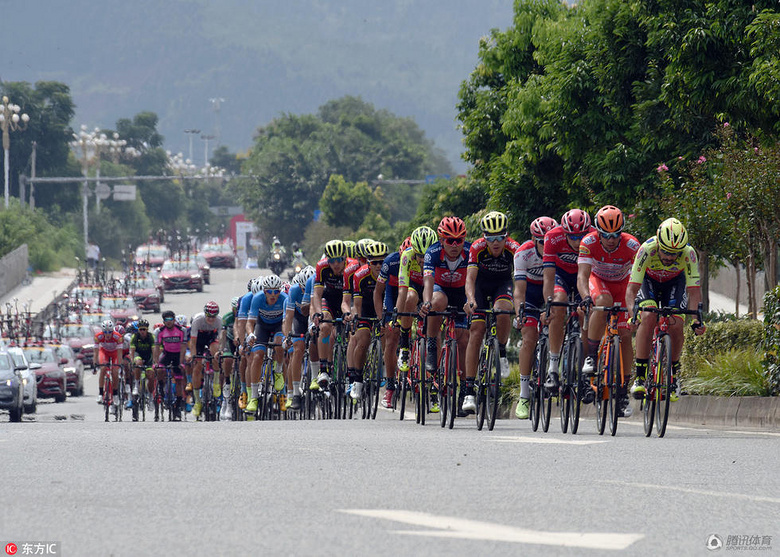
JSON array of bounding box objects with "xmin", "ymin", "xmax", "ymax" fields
[{"xmin": 1, "ymin": 96, "xmax": 30, "ymax": 208}]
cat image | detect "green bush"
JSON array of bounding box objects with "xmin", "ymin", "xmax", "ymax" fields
[
  {"xmin": 683, "ymin": 348, "xmax": 772, "ymax": 397},
  {"xmin": 1, "ymin": 201, "xmax": 81, "ymax": 271},
  {"xmin": 681, "ymin": 319, "xmax": 764, "ymax": 380},
  {"xmin": 763, "ymin": 285, "xmax": 780, "ymax": 395}
]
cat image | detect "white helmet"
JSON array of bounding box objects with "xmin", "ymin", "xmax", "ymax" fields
[
  {"xmin": 263, "ymin": 274, "xmax": 283, "ymax": 291},
  {"xmin": 250, "ymin": 277, "xmax": 262, "ymax": 294},
  {"xmin": 176, "ymin": 314, "xmax": 188, "ymax": 328}
]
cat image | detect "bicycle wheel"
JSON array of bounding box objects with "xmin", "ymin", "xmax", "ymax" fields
[
  {"xmin": 398, "ymin": 369, "xmax": 408, "ymax": 420},
  {"xmin": 116, "ymin": 373, "xmax": 124, "ymax": 422},
  {"xmin": 417, "ymin": 338, "xmax": 427, "ymax": 426},
  {"xmin": 333, "ymin": 344, "xmax": 347, "ymax": 420},
  {"xmin": 643, "ymin": 351, "xmax": 657, "ymax": 437},
  {"xmin": 437, "ymin": 345, "xmax": 449, "ymax": 428},
  {"xmin": 140, "ymin": 379, "xmax": 147, "ymax": 422},
  {"xmin": 371, "ymin": 339, "xmax": 382, "ymax": 419},
  {"xmin": 559, "ymin": 353, "xmax": 570, "ymax": 434},
  {"xmin": 260, "ymin": 361, "xmax": 274, "ymax": 421},
  {"xmin": 202, "ymin": 375, "xmax": 212, "ymax": 422},
  {"xmin": 656, "ymin": 334, "xmax": 673, "ymax": 437},
  {"xmin": 486, "ymin": 338, "xmax": 501, "ymax": 431},
  {"xmin": 568, "ymin": 336, "xmax": 582, "ymax": 434},
  {"xmin": 103, "ymin": 375, "xmax": 111, "ymax": 423},
  {"xmin": 476, "ymin": 345, "xmax": 488, "ymax": 431},
  {"xmin": 447, "ymin": 340, "xmax": 458, "ymax": 430},
  {"xmin": 595, "ymin": 341, "xmax": 608, "ymax": 435},
  {"xmin": 607, "ymin": 336, "xmax": 620, "ymax": 436},
  {"xmin": 529, "ymin": 366, "xmax": 541, "ymax": 431},
  {"xmin": 538, "ymin": 335, "xmax": 552, "ymax": 433}
]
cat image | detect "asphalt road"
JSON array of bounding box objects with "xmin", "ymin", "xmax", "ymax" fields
[{"xmin": 2, "ymin": 266, "xmax": 778, "ymax": 556}]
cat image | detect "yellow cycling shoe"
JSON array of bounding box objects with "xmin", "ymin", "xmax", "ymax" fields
[
  {"xmin": 284, "ymin": 395, "xmax": 292, "ymax": 410},
  {"xmin": 246, "ymin": 397, "xmax": 258, "ymax": 413},
  {"xmin": 192, "ymin": 401, "xmax": 202, "ymax": 418},
  {"xmin": 213, "ymin": 383, "xmax": 222, "ymax": 398},
  {"xmin": 274, "ymin": 372, "xmax": 285, "ymax": 392},
  {"xmin": 309, "ymin": 377, "xmax": 320, "ymax": 391},
  {"xmin": 238, "ymin": 392, "xmax": 248, "ymax": 410}
]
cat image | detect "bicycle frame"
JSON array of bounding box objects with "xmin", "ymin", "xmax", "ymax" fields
[
  {"xmin": 473, "ymin": 306, "xmax": 514, "ymax": 432},
  {"xmin": 546, "ymin": 294, "xmax": 584, "ymax": 434},
  {"xmin": 586, "ymin": 304, "xmax": 628, "ymax": 436},
  {"xmin": 426, "ymin": 306, "xmax": 466, "ymax": 429}
]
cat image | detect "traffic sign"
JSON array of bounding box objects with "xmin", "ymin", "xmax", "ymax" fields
[
  {"xmin": 113, "ymin": 184, "xmax": 137, "ymax": 201},
  {"xmin": 95, "ymin": 184, "xmax": 111, "ymax": 200}
]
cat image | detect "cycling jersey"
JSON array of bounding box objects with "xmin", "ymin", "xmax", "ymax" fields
[
  {"xmin": 543, "ymin": 225, "xmax": 596, "ymax": 275},
  {"xmin": 302, "ymin": 274, "xmax": 314, "ymax": 305},
  {"xmin": 284, "ymin": 283, "xmax": 307, "ymax": 317},
  {"xmin": 222, "ymin": 311, "xmax": 236, "ymax": 341},
  {"xmin": 94, "ymin": 331, "xmax": 123, "ymax": 354},
  {"xmin": 468, "ymin": 236, "xmax": 521, "ymax": 281},
  {"xmin": 248, "ymin": 291, "xmax": 287, "ymax": 324},
  {"xmin": 629, "ymin": 237, "xmax": 701, "ymax": 288},
  {"xmin": 237, "ymin": 291, "xmax": 254, "ymax": 320},
  {"xmin": 131, "ymin": 331, "xmax": 155, "ymax": 363},
  {"xmin": 353, "ymin": 264, "xmax": 378, "ymax": 319},
  {"xmin": 397, "ymin": 246, "xmax": 424, "ymax": 288},
  {"xmin": 578, "ymin": 232, "xmax": 640, "ymax": 282},
  {"xmin": 423, "ymin": 241, "xmax": 471, "ymax": 289},
  {"xmin": 513, "ymin": 239, "xmax": 544, "ymax": 285},
  {"xmin": 376, "ymin": 251, "xmax": 400, "ymax": 288},
  {"xmin": 314, "ymin": 259, "xmax": 345, "ymax": 293},
  {"xmin": 156, "ymin": 325, "xmax": 187, "ymax": 354},
  {"xmin": 343, "ymin": 257, "xmax": 360, "ymax": 295}
]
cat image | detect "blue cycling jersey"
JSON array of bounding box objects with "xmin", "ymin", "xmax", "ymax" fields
[
  {"xmin": 249, "ymin": 291, "xmax": 287, "ymax": 324},
  {"xmin": 284, "ymin": 283, "xmax": 306, "ymax": 316},
  {"xmin": 302, "ymin": 275, "xmax": 315, "ymax": 305},
  {"xmin": 237, "ymin": 291, "xmax": 254, "ymax": 320}
]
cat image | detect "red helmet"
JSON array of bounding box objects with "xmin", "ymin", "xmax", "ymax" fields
[
  {"xmin": 437, "ymin": 216, "xmax": 466, "ymax": 239},
  {"xmin": 399, "ymin": 236, "xmax": 412, "ymax": 253},
  {"xmin": 530, "ymin": 216, "xmax": 558, "ymax": 239},
  {"xmin": 595, "ymin": 205, "xmax": 624, "ymax": 234},
  {"xmin": 204, "ymin": 301, "xmax": 219, "ymax": 316},
  {"xmin": 561, "ymin": 209, "xmax": 591, "ymax": 234}
]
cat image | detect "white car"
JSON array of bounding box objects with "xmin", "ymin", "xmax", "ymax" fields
[{"xmin": 6, "ymin": 346, "xmax": 37, "ymax": 414}]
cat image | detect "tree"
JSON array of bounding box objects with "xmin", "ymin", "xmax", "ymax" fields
[{"xmin": 320, "ymin": 175, "xmax": 388, "ymax": 230}]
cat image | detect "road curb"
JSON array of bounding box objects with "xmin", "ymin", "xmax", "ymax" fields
[{"xmin": 505, "ymin": 395, "xmax": 780, "ymax": 431}]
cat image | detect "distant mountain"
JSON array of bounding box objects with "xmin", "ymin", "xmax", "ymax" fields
[{"xmin": 2, "ymin": 0, "xmax": 515, "ymax": 172}]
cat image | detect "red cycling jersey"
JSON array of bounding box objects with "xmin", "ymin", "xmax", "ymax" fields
[
  {"xmin": 543, "ymin": 225, "xmax": 595, "ymax": 275},
  {"xmin": 94, "ymin": 330, "xmax": 123, "ymax": 354},
  {"xmin": 578, "ymin": 232, "xmax": 640, "ymax": 282}
]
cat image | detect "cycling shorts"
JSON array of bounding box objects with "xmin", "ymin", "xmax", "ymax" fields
[
  {"xmin": 522, "ymin": 282, "xmax": 544, "ymax": 329},
  {"xmin": 195, "ymin": 330, "xmax": 218, "ymax": 356},
  {"xmin": 158, "ymin": 352, "xmax": 183, "ymax": 378},
  {"xmin": 635, "ymin": 273, "xmax": 689, "ymax": 311},
  {"xmin": 553, "ymin": 268, "xmax": 579, "ymax": 300},
  {"xmin": 432, "ymin": 284, "xmax": 468, "ymax": 329},
  {"xmin": 251, "ymin": 321, "xmax": 284, "ymax": 353},
  {"xmin": 471, "ymin": 278, "xmax": 513, "ymax": 323},
  {"xmin": 590, "ymin": 275, "xmax": 629, "ymax": 329}
]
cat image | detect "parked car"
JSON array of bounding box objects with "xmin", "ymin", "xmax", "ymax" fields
[
  {"xmin": 135, "ymin": 244, "xmax": 170, "ymax": 270},
  {"xmin": 23, "ymin": 345, "xmax": 67, "ymax": 403},
  {"xmin": 45, "ymin": 323, "xmax": 99, "ymax": 368},
  {"xmin": 51, "ymin": 343, "xmax": 85, "ymax": 397},
  {"xmin": 5, "ymin": 346, "xmax": 37, "ymax": 414},
  {"xmin": 101, "ymin": 297, "xmax": 141, "ymax": 326},
  {"xmin": 191, "ymin": 255, "xmax": 211, "ymax": 285},
  {"xmin": 200, "ymin": 243, "xmax": 236, "ymax": 268},
  {"xmin": 0, "ymin": 351, "xmax": 24, "ymax": 422},
  {"xmin": 146, "ymin": 270, "xmax": 166, "ymax": 303},
  {"xmin": 160, "ymin": 260, "xmax": 204, "ymax": 292},
  {"xmin": 128, "ymin": 277, "xmax": 162, "ymax": 312}
]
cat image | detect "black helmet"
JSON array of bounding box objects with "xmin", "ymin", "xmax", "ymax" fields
[{"xmin": 161, "ymin": 310, "xmax": 175, "ymax": 321}]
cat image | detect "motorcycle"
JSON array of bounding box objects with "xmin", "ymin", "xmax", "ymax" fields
[
  {"xmin": 287, "ymin": 252, "xmax": 308, "ymax": 279},
  {"xmin": 267, "ymin": 248, "xmax": 287, "ymax": 275}
]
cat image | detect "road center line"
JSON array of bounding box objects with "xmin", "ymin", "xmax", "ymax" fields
[
  {"xmin": 341, "ymin": 509, "xmax": 643, "ymax": 550},
  {"xmin": 600, "ymin": 481, "xmax": 780, "ymax": 505}
]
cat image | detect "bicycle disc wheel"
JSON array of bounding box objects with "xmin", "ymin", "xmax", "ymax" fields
[
  {"xmin": 447, "ymin": 341, "xmax": 457, "ymax": 430},
  {"xmin": 486, "ymin": 339, "xmax": 501, "ymax": 431},
  {"xmin": 607, "ymin": 337, "xmax": 620, "ymax": 436},
  {"xmin": 656, "ymin": 334, "xmax": 672, "ymax": 437},
  {"xmin": 538, "ymin": 336, "xmax": 552, "ymax": 433},
  {"xmin": 595, "ymin": 342, "xmax": 608, "ymax": 435},
  {"xmin": 569, "ymin": 337, "xmax": 582, "ymax": 434},
  {"xmin": 476, "ymin": 346, "xmax": 487, "ymax": 431}
]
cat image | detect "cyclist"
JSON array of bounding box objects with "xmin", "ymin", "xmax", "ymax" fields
[
  {"xmin": 235, "ymin": 277, "xmax": 262, "ymax": 409},
  {"xmin": 513, "ymin": 216, "xmax": 558, "ymax": 419},
  {"xmin": 625, "ymin": 218, "xmax": 706, "ymax": 401},
  {"xmin": 419, "ymin": 216, "xmax": 471, "ymax": 414},
  {"xmin": 116, "ymin": 324, "xmax": 133, "ymax": 410},
  {"xmin": 577, "ymin": 205, "xmax": 640, "ymax": 415},
  {"xmin": 189, "ymin": 301, "xmax": 222, "ymax": 418},
  {"xmin": 464, "ymin": 211, "xmax": 522, "ymax": 395},
  {"xmin": 311, "ymin": 240, "xmax": 348, "ymax": 388},
  {"xmin": 542, "ymin": 208, "xmax": 594, "ymax": 389},
  {"xmin": 93, "ymin": 319, "xmax": 123, "ymax": 407},
  {"xmin": 282, "ymin": 266, "xmax": 316, "ymax": 410},
  {"xmin": 129, "ymin": 318, "xmax": 155, "ymax": 411},
  {"xmin": 245, "ymin": 274, "xmax": 288, "ymax": 413},
  {"xmin": 344, "ymin": 238, "xmax": 373, "ymax": 388},
  {"xmin": 153, "ymin": 310, "xmax": 187, "ymax": 419},
  {"xmin": 394, "ymin": 227, "xmax": 437, "ymax": 382},
  {"xmin": 219, "ymin": 296, "xmax": 241, "ymax": 420},
  {"xmin": 347, "ymin": 241, "xmax": 389, "ymax": 400},
  {"xmin": 374, "ymin": 235, "xmax": 420, "ymax": 409}
]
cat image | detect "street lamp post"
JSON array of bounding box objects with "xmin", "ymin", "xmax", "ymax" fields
[
  {"xmin": 184, "ymin": 129, "xmax": 201, "ymax": 163},
  {"xmin": 0, "ymin": 96, "xmax": 30, "ymax": 208},
  {"xmin": 200, "ymin": 134, "xmax": 215, "ymax": 166}
]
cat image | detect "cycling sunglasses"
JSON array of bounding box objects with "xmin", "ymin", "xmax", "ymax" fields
[
  {"xmin": 566, "ymin": 233, "xmax": 585, "ymax": 241},
  {"xmin": 659, "ymin": 248, "xmax": 680, "ymax": 258},
  {"xmin": 138, "ymin": 328, "xmax": 148, "ymax": 331},
  {"xmin": 484, "ymin": 233, "xmax": 507, "ymax": 243},
  {"xmin": 264, "ymin": 289, "xmax": 281, "ymax": 296},
  {"xmin": 327, "ymin": 257, "xmax": 345, "ymax": 264},
  {"xmin": 163, "ymin": 317, "xmax": 174, "ymax": 321},
  {"xmin": 443, "ymin": 237, "xmax": 464, "ymax": 246},
  {"xmin": 369, "ymin": 260, "xmax": 384, "ymax": 266},
  {"xmin": 599, "ymin": 231, "xmax": 621, "ymax": 240}
]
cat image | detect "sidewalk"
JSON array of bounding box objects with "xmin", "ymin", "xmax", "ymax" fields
[{"xmin": 0, "ymin": 268, "xmax": 77, "ymax": 315}]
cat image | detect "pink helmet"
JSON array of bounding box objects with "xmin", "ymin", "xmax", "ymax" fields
[
  {"xmin": 530, "ymin": 216, "xmax": 558, "ymax": 239},
  {"xmin": 561, "ymin": 209, "xmax": 591, "ymax": 234}
]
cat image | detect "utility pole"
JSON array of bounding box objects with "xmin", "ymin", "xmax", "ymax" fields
[
  {"xmin": 209, "ymin": 98, "xmax": 225, "ymax": 145},
  {"xmin": 201, "ymin": 134, "xmax": 216, "ymax": 166},
  {"xmin": 184, "ymin": 129, "xmax": 200, "ymax": 162},
  {"xmin": 30, "ymin": 141, "xmax": 36, "ymax": 209}
]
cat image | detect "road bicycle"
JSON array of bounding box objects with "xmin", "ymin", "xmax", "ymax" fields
[
  {"xmin": 473, "ymin": 305, "xmax": 515, "ymax": 431},
  {"xmin": 95, "ymin": 362, "xmax": 121, "ymax": 422},
  {"xmin": 585, "ymin": 304, "xmax": 628, "ymax": 436},
  {"xmin": 639, "ymin": 303, "xmax": 703, "ymax": 437},
  {"xmin": 527, "ymin": 309, "xmax": 551, "ymax": 432},
  {"xmin": 546, "ymin": 292, "xmax": 585, "ymax": 434},
  {"xmin": 154, "ymin": 362, "xmax": 182, "ymax": 422},
  {"xmin": 193, "ymin": 353, "xmax": 220, "ymax": 421},
  {"xmin": 361, "ymin": 318, "xmax": 383, "ymax": 420},
  {"xmin": 252, "ymin": 340, "xmax": 285, "ymax": 421},
  {"xmin": 220, "ymin": 353, "xmax": 244, "ymax": 421},
  {"xmin": 393, "ymin": 310, "xmax": 425, "ymax": 422},
  {"xmin": 425, "ymin": 306, "xmax": 466, "ymax": 429},
  {"xmin": 304, "ymin": 327, "xmax": 332, "ymax": 420},
  {"xmin": 131, "ymin": 363, "xmax": 153, "ymax": 422},
  {"xmin": 320, "ymin": 317, "xmax": 349, "ymax": 420}
]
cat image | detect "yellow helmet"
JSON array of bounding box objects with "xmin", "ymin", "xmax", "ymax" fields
[
  {"xmin": 656, "ymin": 218, "xmax": 688, "ymax": 253},
  {"xmin": 324, "ymin": 239, "xmax": 346, "ymax": 259},
  {"xmin": 480, "ymin": 211, "xmax": 508, "ymax": 235}
]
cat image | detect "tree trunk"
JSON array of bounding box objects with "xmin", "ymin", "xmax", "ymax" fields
[
  {"xmin": 747, "ymin": 253, "xmax": 757, "ymax": 319},
  {"xmin": 734, "ymin": 259, "xmax": 741, "ymax": 318},
  {"xmin": 698, "ymin": 250, "xmax": 709, "ymax": 313}
]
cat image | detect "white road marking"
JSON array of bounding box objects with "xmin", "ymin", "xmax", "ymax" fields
[
  {"xmin": 340, "ymin": 509, "xmax": 643, "ymax": 550},
  {"xmin": 489, "ymin": 435, "xmax": 609, "ymax": 445},
  {"xmin": 601, "ymin": 481, "xmax": 780, "ymax": 505}
]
